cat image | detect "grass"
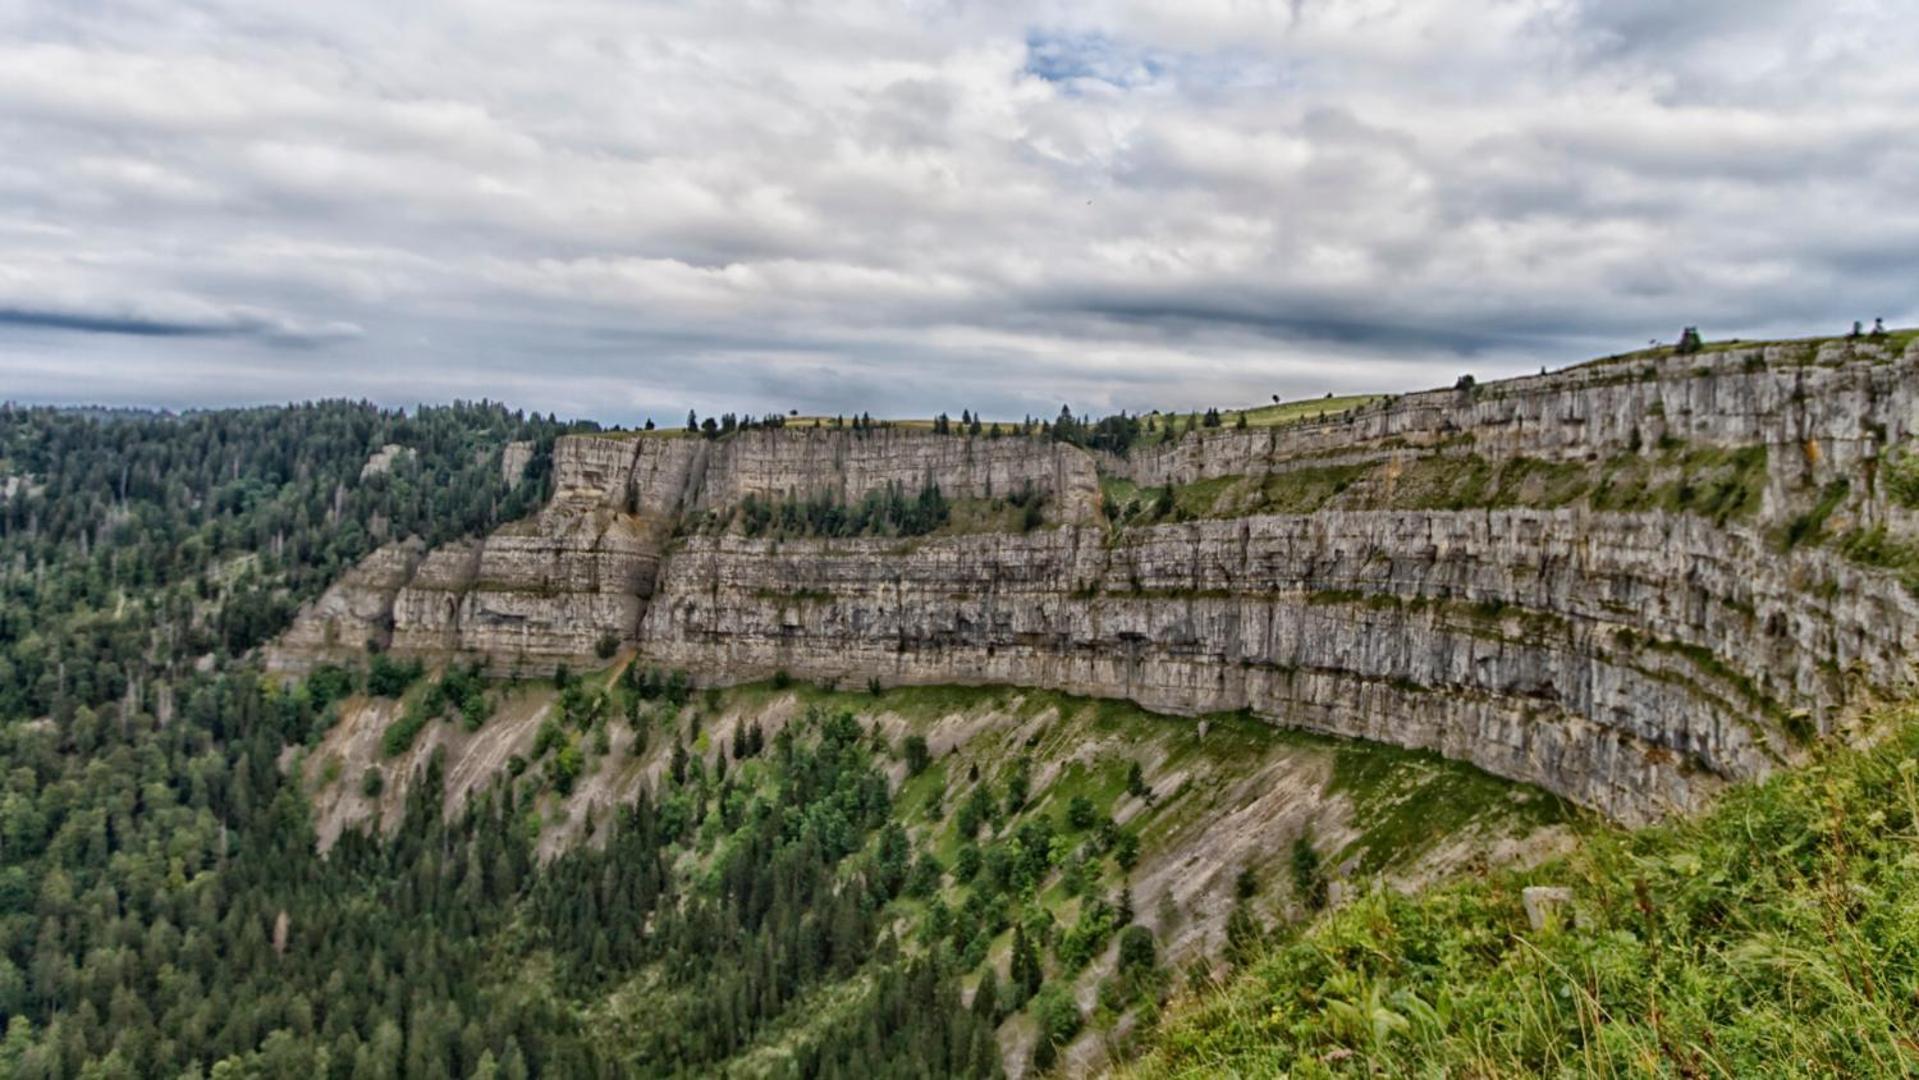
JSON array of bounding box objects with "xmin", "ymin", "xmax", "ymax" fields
[
  {"xmin": 1099, "ymin": 442, "xmax": 1770, "ymax": 528},
  {"xmin": 1836, "ymin": 526, "xmax": 1919, "ymax": 598},
  {"xmin": 1260, "ymin": 465, "xmax": 1374, "ymax": 514},
  {"xmin": 1778, "ymin": 478, "xmax": 1851, "ymax": 551},
  {"xmin": 1590, "ymin": 443, "xmax": 1768, "ymax": 523},
  {"xmin": 1328, "ymin": 740, "xmax": 1572, "ymax": 875},
  {"xmin": 1128, "ymin": 703, "xmax": 1919, "ymax": 1078},
  {"xmin": 1222, "ymin": 396, "xmax": 1385, "ymax": 428},
  {"xmin": 1587, "ymin": 327, "xmax": 1916, "ymax": 369}
]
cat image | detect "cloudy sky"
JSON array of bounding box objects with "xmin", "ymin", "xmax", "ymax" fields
[{"xmin": 2, "ymin": 0, "xmax": 1915, "ymax": 424}]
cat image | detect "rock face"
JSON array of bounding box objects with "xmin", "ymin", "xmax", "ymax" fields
[
  {"xmin": 267, "ymin": 539, "xmax": 424, "ymax": 663},
  {"xmin": 360, "ymin": 443, "xmax": 414, "ymax": 479},
  {"xmin": 691, "ymin": 427, "xmax": 1103, "ymax": 523},
  {"xmin": 500, "ymin": 440, "xmax": 534, "ymax": 485},
  {"xmin": 273, "ymin": 338, "xmax": 1919, "ymax": 823}
]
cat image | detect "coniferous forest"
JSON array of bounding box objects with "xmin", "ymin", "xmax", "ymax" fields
[{"xmin": 0, "ymin": 403, "xmax": 1010, "ymax": 1077}]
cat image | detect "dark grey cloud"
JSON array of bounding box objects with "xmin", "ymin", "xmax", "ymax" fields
[
  {"xmin": 0, "ymin": 305, "xmax": 359, "ymax": 345},
  {"xmin": 0, "ymin": 308, "xmax": 226, "ymax": 338},
  {"xmin": 1, "ymin": 0, "xmax": 1915, "ymax": 425}
]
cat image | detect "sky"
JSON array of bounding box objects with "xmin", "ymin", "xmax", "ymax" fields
[{"xmin": 1, "ymin": 0, "xmax": 1916, "ymax": 425}]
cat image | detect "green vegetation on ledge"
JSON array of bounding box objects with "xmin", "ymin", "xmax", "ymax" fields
[{"xmin": 1101, "ymin": 441, "xmax": 1768, "ymax": 526}]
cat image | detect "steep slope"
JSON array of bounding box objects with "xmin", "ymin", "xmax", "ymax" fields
[
  {"xmin": 295, "ymin": 674, "xmax": 1576, "ymax": 1075},
  {"xmin": 1127, "ymin": 700, "xmax": 1919, "ymax": 1077},
  {"xmin": 274, "ymin": 334, "xmax": 1919, "ymax": 824}
]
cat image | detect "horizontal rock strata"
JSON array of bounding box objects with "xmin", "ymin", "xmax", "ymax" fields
[{"xmin": 273, "ymin": 340, "xmax": 1919, "ymax": 822}]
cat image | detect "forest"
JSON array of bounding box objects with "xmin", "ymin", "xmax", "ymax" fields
[{"xmin": 0, "ymin": 403, "xmax": 1156, "ymax": 1077}]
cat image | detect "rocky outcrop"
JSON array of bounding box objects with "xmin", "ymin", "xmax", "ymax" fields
[
  {"xmin": 1116, "ymin": 339, "xmax": 1919, "ymax": 513},
  {"xmin": 501, "ymin": 440, "xmax": 534, "ymax": 486},
  {"xmin": 272, "ymin": 339, "xmax": 1919, "ymax": 822},
  {"xmin": 691, "ymin": 427, "xmax": 1103, "ymax": 523},
  {"xmin": 275, "ymin": 427, "xmax": 1101, "ymax": 674},
  {"xmin": 360, "ymin": 443, "xmax": 414, "ymax": 479},
  {"xmin": 267, "ymin": 539, "xmax": 425, "ymax": 664}
]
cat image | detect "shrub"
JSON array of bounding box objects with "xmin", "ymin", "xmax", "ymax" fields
[
  {"xmin": 1117, "ymin": 924, "xmax": 1156, "ymax": 979},
  {"xmin": 1066, "ymin": 794, "xmax": 1098, "ymax": 830},
  {"xmin": 1885, "ymin": 445, "xmax": 1919, "ymax": 508},
  {"xmin": 305, "ymin": 664, "xmax": 357, "ymax": 710},
  {"xmin": 901, "ymin": 733, "xmax": 931, "ymax": 775},
  {"xmin": 550, "ymin": 740, "xmax": 583, "ymax": 796},
  {"xmin": 361, "ymin": 767, "xmax": 384, "ymax": 798},
  {"xmin": 953, "ymin": 843, "xmax": 982, "ymax": 883},
  {"xmin": 366, "ymin": 654, "xmax": 423, "ymax": 698},
  {"xmin": 380, "ymin": 701, "xmax": 432, "ymax": 757},
  {"xmin": 1289, "ymin": 833, "xmax": 1326, "ymax": 911},
  {"xmin": 1029, "ymin": 984, "xmax": 1083, "ymax": 1071},
  {"xmin": 1126, "ymin": 759, "xmax": 1152, "ymax": 801}
]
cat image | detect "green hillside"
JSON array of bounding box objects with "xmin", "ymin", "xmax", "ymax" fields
[{"xmin": 1130, "ymin": 706, "xmax": 1919, "ymax": 1077}]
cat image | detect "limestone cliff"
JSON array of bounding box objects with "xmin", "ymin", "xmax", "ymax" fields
[{"xmin": 273, "ymin": 335, "xmax": 1919, "ymax": 823}]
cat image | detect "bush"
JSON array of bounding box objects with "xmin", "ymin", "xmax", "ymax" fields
[
  {"xmin": 305, "ymin": 664, "xmax": 357, "ymax": 710},
  {"xmin": 594, "ymin": 631, "xmax": 620, "ymax": 660},
  {"xmin": 550, "ymin": 741, "xmax": 583, "ymax": 795},
  {"xmin": 1289, "ymin": 833, "xmax": 1326, "ymax": 911},
  {"xmin": 1126, "ymin": 759, "xmax": 1152, "ymax": 801},
  {"xmin": 1117, "ymin": 924, "xmax": 1156, "ymax": 979},
  {"xmin": 953, "ymin": 844, "xmax": 982, "ymax": 883},
  {"xmin": 901, "ymin": 733, "xmax": 931, "ymax": 775},
  {"xmin": 380, "ymin": 701, "xmax": 432, "ymax": 757},
  {"xmin": 1066, "ymin": 794, "xmax": 1098, "ymax": 830},
  {"xmin": 367, "ymin": 654, "xmax": 423, "ymax": 698},
  {"xmin": 1235, "ymin": 864, "xmax": 1260, "ymax": 901},
  {"xmin": 1029, "ymin": 984, "xmax": 1082, "ymax": 1071},
  {"xmin": 360, "ymin": 767, "xmax": 384, "ymax": 798}
]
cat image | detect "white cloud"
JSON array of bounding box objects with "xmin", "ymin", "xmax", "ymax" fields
[{"xmin": 1, "ymin": 0, "xmax": 1915, "ymax": 422}]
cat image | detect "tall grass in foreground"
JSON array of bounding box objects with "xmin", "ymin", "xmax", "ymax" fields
[{"xmin": 1131, "ymin": 709, "xmax": 1919, "ymax": 1077}]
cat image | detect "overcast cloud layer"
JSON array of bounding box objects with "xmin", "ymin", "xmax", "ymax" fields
[{"xmin": 2, "ymin": 0, "xmax": 1916, "ymax": 423}]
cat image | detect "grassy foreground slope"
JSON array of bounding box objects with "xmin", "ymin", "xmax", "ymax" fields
[{"xmin": 1130, "ymin": 707, "xmax": 1919, "ymax": 1078}]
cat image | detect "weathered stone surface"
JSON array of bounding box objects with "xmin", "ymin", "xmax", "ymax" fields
[
  {"xmin": 267, "ymin": 539, "xmax": 424, "ymax": 666},
  {"xmin": 273, "ymin": 343, "xmax": 1919, "ymax": 822},
  {"xmin": 501, "ymin": 440, "xmax": 534, "ymax": 485},
  {"xmin": 637, "ymin": 509, "xmax": 1919, "ymax": 823},
  {"xmin": 693, "ymin": 427, "xmax": 1102, "ymax": 524},
  {"xmin": 360, "ymin": 443, "xmax": 414, "ymax": 479},
  {"xmin": 1115, "ymin": 340, "xmax": 1919, "ymax": 522},
  {"xmin": 1522, "ymin": 885, "xmax": 1574, "ymax": 931}
]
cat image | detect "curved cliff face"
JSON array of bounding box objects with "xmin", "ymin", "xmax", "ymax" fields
[
  {"xmin": 642, "ymin": 511, "xmax": 1918, "ymax": 822},
  {"xmin": 273, "ymin": 336, "xmax": 1919, "ymax": 822}
]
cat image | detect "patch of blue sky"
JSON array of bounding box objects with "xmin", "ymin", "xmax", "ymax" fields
[
  {"xmin": 1023, "ymin": 29, "xmax": 1165, "ymax": 90},
  {"xmin": 1022, "ymin": 28, "xmax": 1296, "ymax": 99}
]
